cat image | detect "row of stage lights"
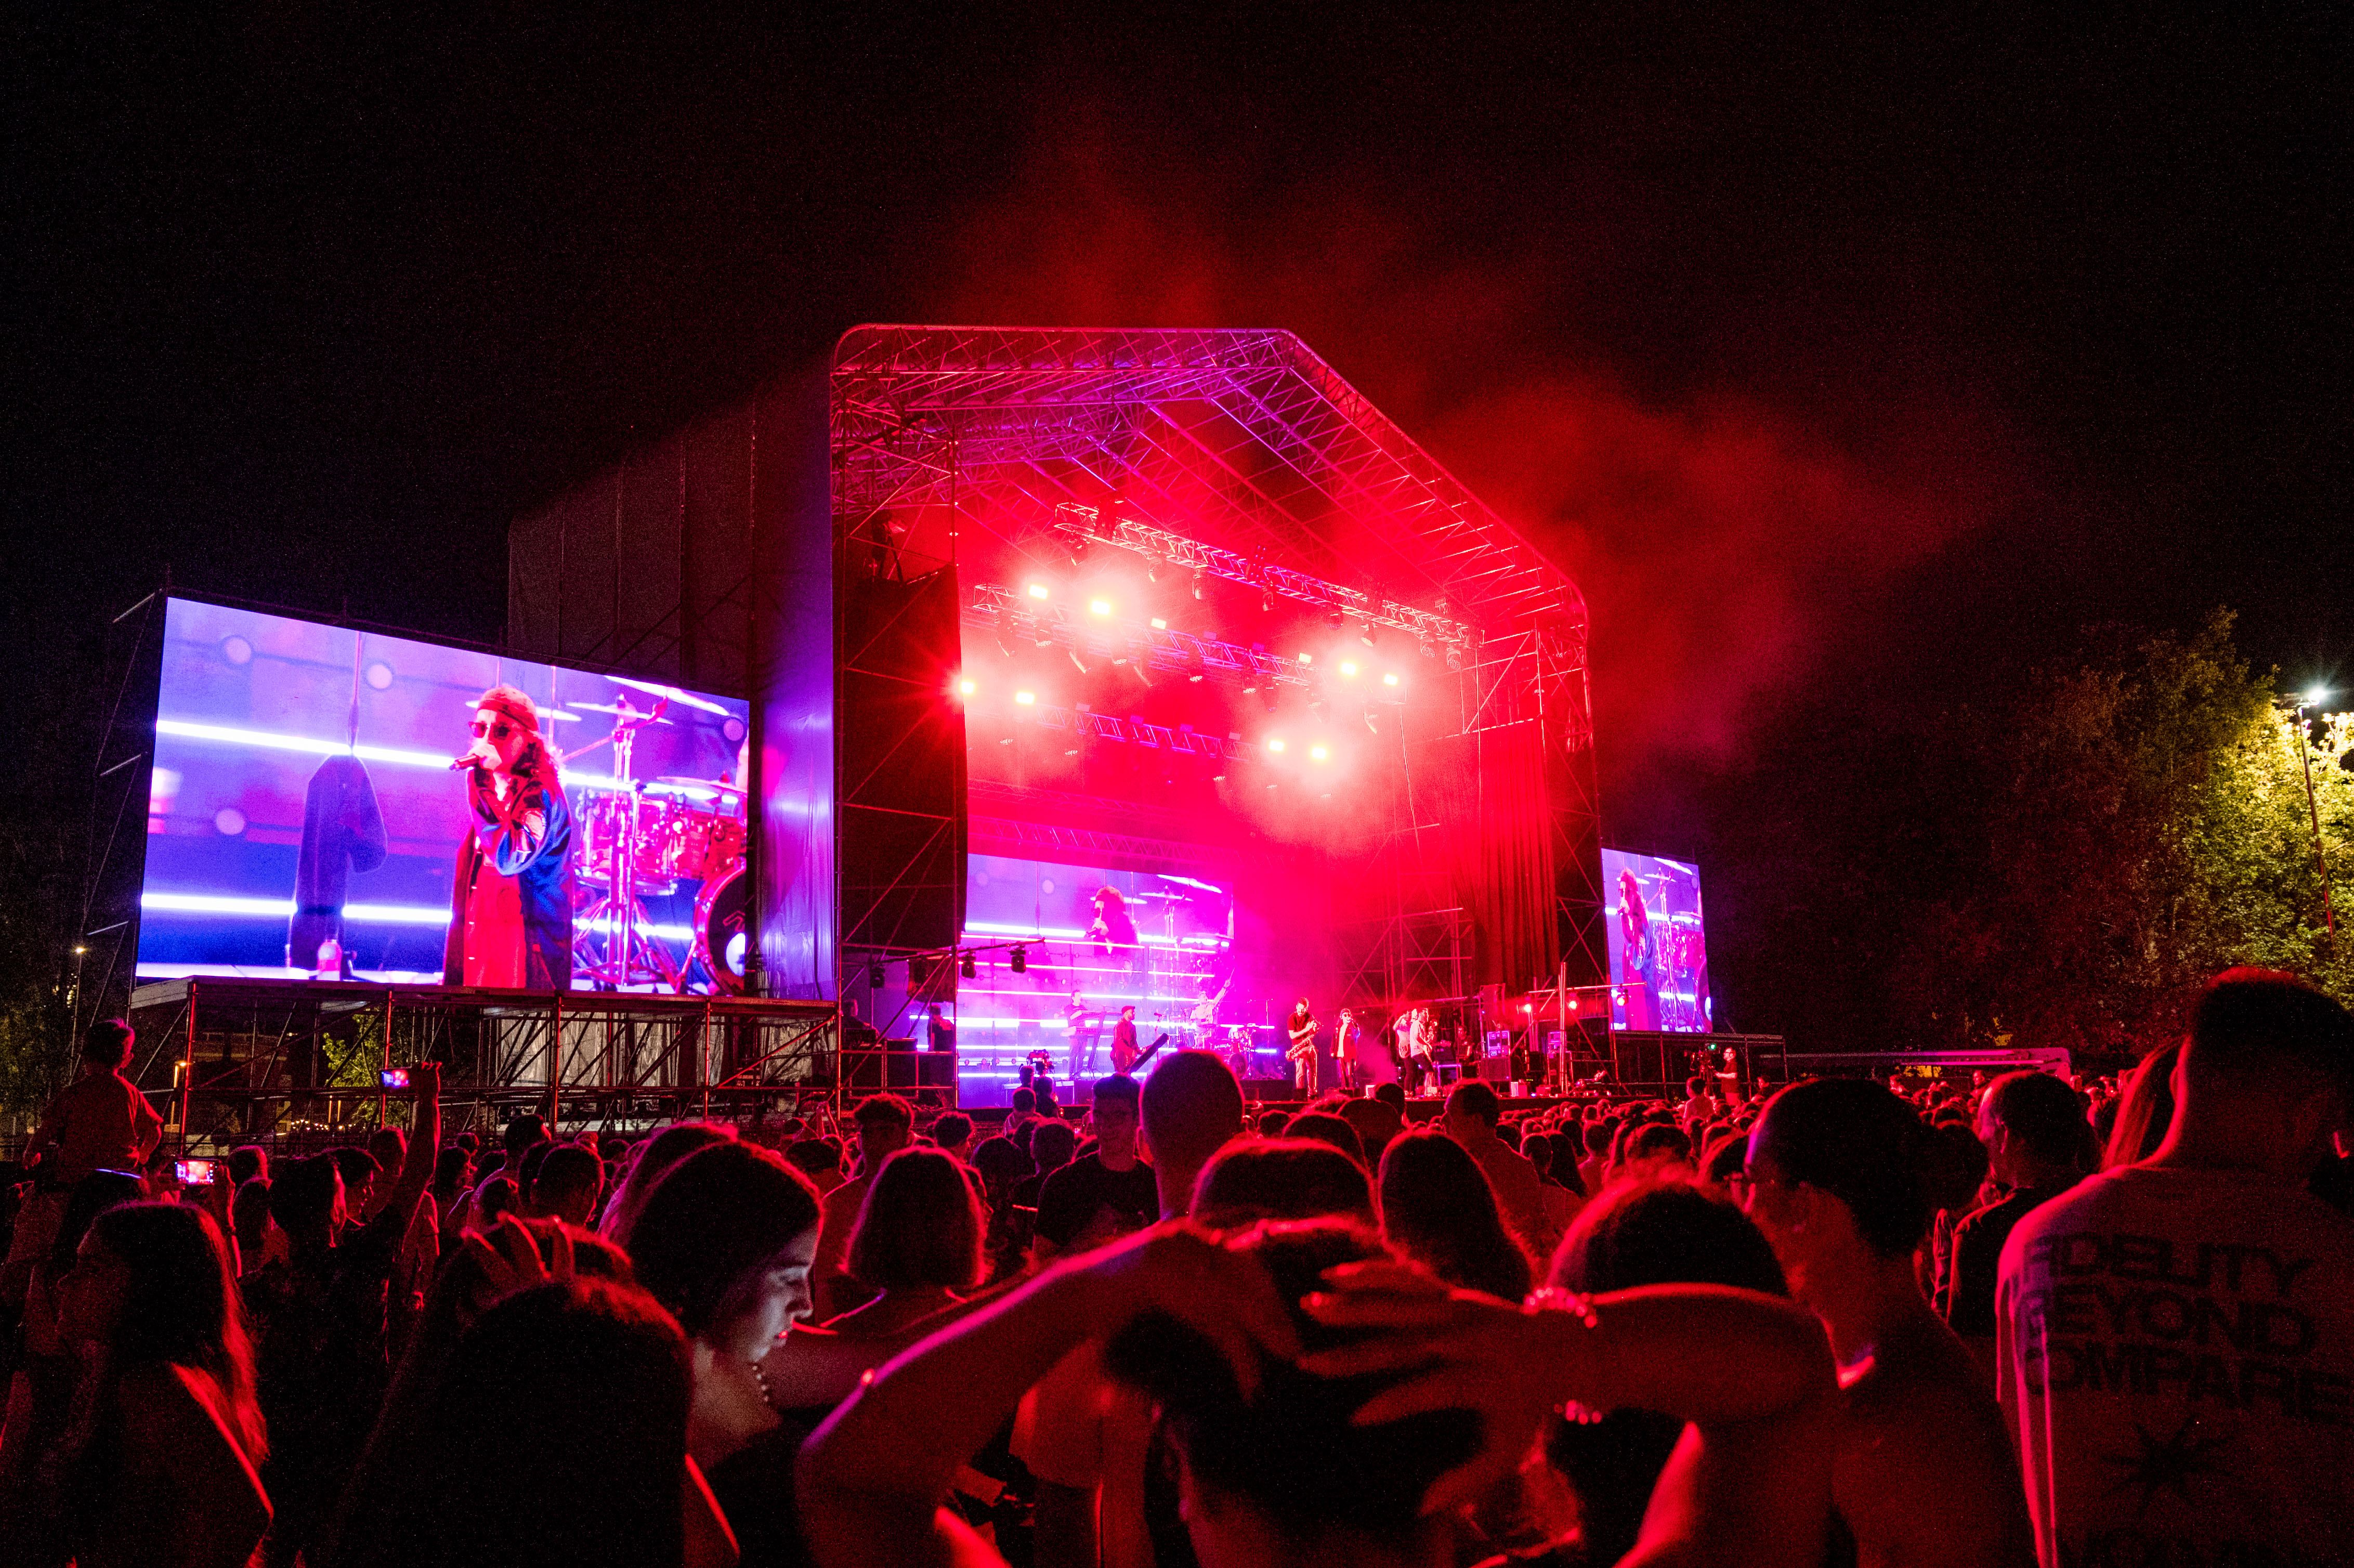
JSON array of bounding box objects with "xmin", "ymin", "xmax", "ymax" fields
[{"xmin": 1013, "ymin": 579, "xmax": 1413, "ymax": 691}]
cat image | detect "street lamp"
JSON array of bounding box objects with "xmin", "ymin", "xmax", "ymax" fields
[{"xmin": 2292, "ymin": 690, "xmax": 2340, "ymax": 957}]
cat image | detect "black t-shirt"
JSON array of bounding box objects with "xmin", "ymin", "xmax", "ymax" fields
[
  {"xmin": 1944, "ymin": 1184, "xmax": 2073, "ymax": 1337},
  {"xmin": 1033, "ymin": 1152, "xmax": 1158, "ymax": 1251}
]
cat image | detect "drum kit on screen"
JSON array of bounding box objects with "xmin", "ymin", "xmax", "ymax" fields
[{"xmin": 569, "ymin": 699, "xmax": 750, "ymax": 995}]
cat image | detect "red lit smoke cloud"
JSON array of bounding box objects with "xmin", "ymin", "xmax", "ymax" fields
[{"xmin": 938, "ymin": 132, "xmax": 2010, "ymax": 787}]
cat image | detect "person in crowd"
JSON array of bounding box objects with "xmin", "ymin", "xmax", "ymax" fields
[
  {"xmin": 2098, "ymin": 1039, "xmax": 2179, "ymax": 1169},
  {"xmin": 0, "ymin": 1168, "xmax": 145, "ymax": 1559},
  {"xmin": 534, "ymin": 1143, "xmax": 604, "ymax": 1229},
  {"xmin": 1442, "ymin": 1080, "xmax": 1555, "ymax": 1256},
  {"xmin": 1742, "ymin": 1076, "xmax": 2034, "ymax": 1567},
  {"xmin": 969, "ymin": 1134, "xmax": 1037, "ymax": 1285},
  {"xmin": 241, "ymin": 1061, "xmax": 439, "ymax": 1568},
  {"xmin": 469, "ymin": 1172, "xmax": 518, "ymax": 1232},
  {"xmin": 1031, "ymin": 1076, "xmax": 1157, "ymax": 1264},
  {"xmin": 799, "ymin": 1219, "xmax": 1841, "ymax": 1568},
  {"xmin": 331, "ymin": 1277, "xmax": 709, "ymax": 1568},
  {"xmin": 1193, "ymin": 1138, "xmax": 1378, "ymax": 1227},
  {"xmin": 1009, "ymin": 1118, "xmax": 1077, "ymax": 1218},
  {"xmin": 1280, "ymin": 1109, "xmax": 1369, "ymax": 1169},
  {"xmin": 1377, "ymin": 1129, "xmax": 1535, "ymax": 1302},
  {"xmin": 1998, "ymin": 969, "xmax": 2354, "ymax": 1567},
  {"xmin": 1943, "ymin": 1072, "xmax": 2086, "ymax": 1354},
  {"xmin": 1919, "ymin": 1115, "xmax": 1993, "ymax": 1306},
  {"xmin": 55, "ymin": 1200, "xmax": 271, "ymax": 1568},
  {"xmin": 929, "ymin": 1111, "xmax": 975, "ymax": 1165},
  {"xmin": 618, "ymin": 1140, "xmax": 823, "ymax": 1476},
  {"xmin": 782, "ymin": 1136, "xmax": 845, "ymax": 1196},
  {"xmin": 827, "ymin": 1147, "xmax": 983, "ymax": 1338},
  {"xmin": 1338, "ymin": 1093, "xmax": 1404, "ymax": 1163},
  {"xmin": 810, "ymin": 1094, "xmax": 913, "ymax": 1317},
  {"xmin": 1020, "ymin": 1051, "xmax": 1245, "ymax": 1568},
  {"xmin": 1620, "ymin": 1121, "xmax": 1694, "ymax": 1181},
  {"xmin": 21, "ymin": 1020, "xmax": 164, "ymax": 1195},
  {"xmin": 603, "ymin": 1121, "xmax": 737, "ymax": 1241},
  {"xmin": 1254, "ymin": 1107, "xmax": 1290, "ymax": 1138},
  {"xmin": 230, "ymin": 1177, "xmax": 274, "ymax": 1276},
  {"xmin": 1547, "ymin": 1178, "xmax": 1793, "ymax": 1566},
  {"xmin": 227, "ymin": 1146, "xmax": 268, "ymax": 1188}
]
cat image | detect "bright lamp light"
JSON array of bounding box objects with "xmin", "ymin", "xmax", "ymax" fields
[
  {"xmin": 1027, "ymin": 583, "xmax": 1050, "ymax": 600},
  {"xmin": 1014, "ymin": 690, "xmax": 1037, "ymax": 706},
  {"xmin": 1089, "ymin": 598, "xmax": 1113, "ymax": 617}
]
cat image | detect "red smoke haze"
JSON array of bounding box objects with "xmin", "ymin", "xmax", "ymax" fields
[{"xmin": 940, "ymin": 131, "xmax": 2014, "ymax": 794}]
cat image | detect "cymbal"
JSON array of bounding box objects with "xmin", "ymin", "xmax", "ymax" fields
[{"xmin": 568, "ymin": 702, "xmax": 674, "ymax": 721}]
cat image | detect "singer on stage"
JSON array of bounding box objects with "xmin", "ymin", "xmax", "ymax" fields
[{"xmin": 443, "ymin": 685, "xmax": 575, "ymax": 989}]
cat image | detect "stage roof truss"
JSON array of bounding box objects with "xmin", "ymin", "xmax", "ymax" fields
[{"xmin": 830, "ymin": 327, "xmax": 1586, "ymax": 648}]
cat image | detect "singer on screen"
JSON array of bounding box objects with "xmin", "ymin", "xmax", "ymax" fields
[{"xmin": 442, "ymin": 685, "xmax": 574, "ymax": 988}]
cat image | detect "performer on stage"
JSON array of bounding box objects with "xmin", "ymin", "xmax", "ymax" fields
[
  {"xmin": 1285, "ymin": 998, "xmax": 1319, "ymax": 1096},
  {"xmin": 443, "ymin": 686, "xmax": 574, "ymax": 989},
  {"xmin": 1065, "ymin": 990, "xmax": 1098, "ymax": 1079},
  {"xmin": 1110, "ymin": 1005, "xmax": 1141, "ymax": 1073},
  {"xmin": 1333, "ymin": 1007, "xmax": 1362, "ymax": 1091}
]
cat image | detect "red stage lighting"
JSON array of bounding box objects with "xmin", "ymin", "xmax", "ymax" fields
[
  {"xmin": 957, "ymin": 678, "xmax": 977, "ymax": 697},
  {"xmin": 1014, "ymin": 690, "xmax": 1037, "ymax": 706},
  {"xmin": 1266, "ymin": 737, "xmax": 1286, "ymax": 753},
  {"xmin": 1027, "ymin": 583, "xmax": 1051, "ymax": 600}
]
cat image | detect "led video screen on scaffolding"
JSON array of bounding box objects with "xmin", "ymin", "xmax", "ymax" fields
[
  {"xmin": 951, "ymin": 852, "xmax": 1235, "ymax": 1090},
  {"xmin": 138, "ymin": 598, "xmax": 752, "ymax": 992},
  {"xmin": 1601, "ymin": 847, "xmax": 1713, "ymax": 1032}
]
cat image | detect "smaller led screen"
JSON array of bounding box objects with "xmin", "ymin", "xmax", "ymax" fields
[
  {"xmin": 1601, "ymin": 847, "xmax": 1713, "ymax": 1033},
  {"xmin": 949, "ymin": 853, "xmax": 1236, "ymax": 1103},
  {"xmin": 139, "ymin": 598, "xmax": 751, "ymax": 992}
]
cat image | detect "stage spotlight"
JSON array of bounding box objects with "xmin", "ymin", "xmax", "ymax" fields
[
  {"xmin": 1364, "ymin": 706, "xmax": 1380, "ymax": 734},
  {"xmin": 1010, "ymin": 945, "xmax": 1027, "ymax": 974},
  {"xmin": 1261, "ymin": 589, "xmax": 1275, "ymax": 613},
  {"xmin": 1445, "ymin": 647, "xmax": 1464, "ymax": 672},
  {"xmin": 1015, "ymin": 690, "xmax": 1037, "ymax": 705},
  {"xmin": 1419, "ymin": 641, "xmax": 1436, "ymax": 660},
  {"xmin": 1089, "ymin": 598, "xmax": 1113, "ymax": 617},
  {"xmin": 1149, "ymin": 616, "xmax": 1168, "ymax": 630},
  {"xmin": 1339, "ymin": 660, "xmax": 1359, "ymax": 678},
  {"xmin": 1310, "ymin": 744, "xmax": 1329, "ymax": 762},
  {"xmin": 1266, "ymin": 737, "xmax": 1286, "ymax": 753},
  {"xmin": 1382, "ymin": 671, "xmax": 1401, "ymax": 687},
  {"xmin": 993, "ymin": 633, "xmax": 1015, "ymax": 658},
  {"xmin": 1027, "ymin": 583, "xmax": 1051, "ymax": 600},
  {"xmin": 1070, "ymin": 648, "xmax": 1089, "ymax": 674},
  {"xmin": 1146, "ymin": 561, "xmax": 1160, "ymax": 582},
  {"xmin": 1297, "ymin": 651, "xmax": 1313, "ymax": 664},
  {"xmin": 1325, "ymin": 608, "xmax": 1344, "ymax": 629},
  {"xmin": 961, "ymin": 951, "xmax": 977, "ymax": 979},
  {"xmin": 1359, "ymin": 625, "xmax": 1377, "ymax": 648},
  {"xmin": 957, "ymin": 678, "xmax": 977, "ymax": 696},
  {"xmin": 1193, "ymin": 573, "xmax": 1206, "ymax": 600}
]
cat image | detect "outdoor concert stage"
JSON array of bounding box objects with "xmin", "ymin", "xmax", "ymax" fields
[
  {"xmin": 506, "ymin": 326, "xmax": 1611, "ymax": 1110},
  {"xmin": 110, "ymin": 328, "xmax": 1657, "ymax": 1140}
]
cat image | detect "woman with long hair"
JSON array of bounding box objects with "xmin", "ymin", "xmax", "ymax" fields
[
  {"xmin": 1377, "ymin": 1130, "xmax": 1535, "ymax": 1302},
  {"xmin": 2103, "ymin": 1040, "xmax": 2179, "ymax": 1169},
  {"xmin": 56, "ymin": 1200, "xmax": 271, "ymax": 1568}
]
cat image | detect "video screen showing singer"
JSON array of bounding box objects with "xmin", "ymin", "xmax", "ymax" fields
[{"xmin": 442, "ymin": 685, "xmax": 576, "ymax": 989}]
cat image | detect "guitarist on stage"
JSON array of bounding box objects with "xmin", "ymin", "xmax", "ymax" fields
[
  {"xmin": 1109, "ymin": 1005, "xmax": 1141, "ymax": 1073},
  {"xmin": 1285, "ymin": 998, "xmax": 1320, "ymax": 1096}
]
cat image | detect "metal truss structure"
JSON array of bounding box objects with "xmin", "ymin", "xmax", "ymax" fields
[
  {"xmin": 128, "ymin": 977, "xmax": 840, "ymax": 1152},
  {"xmin": 831, "ymin": 326, "xmax": 1605, "ymax": 993}
]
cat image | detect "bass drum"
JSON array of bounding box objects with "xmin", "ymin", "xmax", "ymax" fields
[{"xmin": 694, "ymin": 864, "xmax": 751, "ymax": 995}]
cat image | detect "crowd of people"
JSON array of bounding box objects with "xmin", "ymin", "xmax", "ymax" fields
[{"xmin": 0, "ymin": 966, "xmax": 2348, "ymax": 1567}]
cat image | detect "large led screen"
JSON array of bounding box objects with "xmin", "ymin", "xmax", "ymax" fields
[
  {"xmin": 139, "ymin": 598, "xmax": 752, "ymax": 992},
  {"xmin": 1601, "ymin": 847, "xmax": 1713, "ymax": 1033}
]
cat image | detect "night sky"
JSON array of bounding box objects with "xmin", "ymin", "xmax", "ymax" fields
[{"xmin": 8, "ymin": 6, "xmax": 2345, "ymax": 1023}]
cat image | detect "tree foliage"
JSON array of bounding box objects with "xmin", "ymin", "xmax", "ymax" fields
[{"xmin": 1885, "ymin": 610, "xmax": 2350, "ymax": 1059}]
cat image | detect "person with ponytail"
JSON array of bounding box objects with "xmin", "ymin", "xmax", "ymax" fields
[
  {"xmin": 1741, "ymin": 1078, "xmax": 2033, "ymax": 1567},
  {"xmin": 56, "ymin": 1200, "xmax": 270, "ymax": 1568}
]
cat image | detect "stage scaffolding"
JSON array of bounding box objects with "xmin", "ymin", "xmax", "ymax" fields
[
  {"xmin": 128, "ymin": 978, "xmax": 838, "ymax": 1152},
  {"xmin": 507, "ymin": 325, "xmax": 1606, "ymax": 1007}
]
